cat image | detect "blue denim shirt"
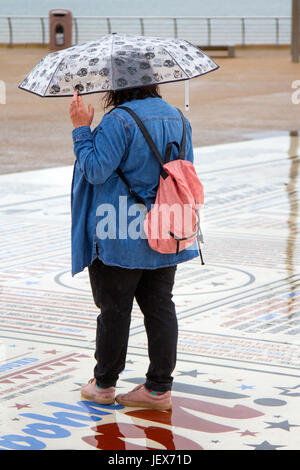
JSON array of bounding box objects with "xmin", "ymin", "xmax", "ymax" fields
[{"xmin": 71, "ymin": 96, "xmax": 199, "ymax": 276}]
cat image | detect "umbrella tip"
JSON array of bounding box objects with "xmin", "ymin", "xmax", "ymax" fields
[{"xmin": 185, "ymin": 80, "xmax": 189, "ymax": 112}]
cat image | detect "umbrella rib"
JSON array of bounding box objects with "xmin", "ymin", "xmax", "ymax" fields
[
  {"xmin": 44, "ymin": 54, "xmax": 66, "ymax": 97},
  {"xmin": 161, "ymin": 46, "xmax": 189, "ymax": 80}
]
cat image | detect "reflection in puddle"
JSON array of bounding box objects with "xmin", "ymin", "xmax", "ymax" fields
[
  {"xmin": 81, "ymin": 394, "xmax": 264, "ymax": 450},
  {"xmin": 82, "ymin": 421, "xmax": 202, "ymax": 450}
]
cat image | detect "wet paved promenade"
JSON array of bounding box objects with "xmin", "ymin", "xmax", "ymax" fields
[{"xmin": 0, "ymin": 133, "xmax": 299, "ymax": 450}]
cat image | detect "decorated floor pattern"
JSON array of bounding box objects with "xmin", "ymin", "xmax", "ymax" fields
[{"xmin": 0, "ymin": 133, "xmax": 299, "ymax": 450}]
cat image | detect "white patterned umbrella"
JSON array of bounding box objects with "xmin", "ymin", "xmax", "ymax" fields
[{"xmin": 18, "ymin": 33, "xmax": 219, "ymax": 102}]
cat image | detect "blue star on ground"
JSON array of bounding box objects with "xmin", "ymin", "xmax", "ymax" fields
[
  {"xmin": 71, "ymin": 382, "xmax": 85, "ymax": 391},
  {"xmin": 246, "ymin": 441, "xmax": 286, "ymax": 450},
  {"xmin": 176, "ymin": 369, "xmax": 204, "ymax": 377},
  {"xmin": 238, "ymin": 384, "xmax": 255, "ymax": 390},
  {"xmin": 275, "ymin": 385, "xmax": 300, "ymax": 397},
  {"xmin": 264, "ymin": 420, "xmax": 300, "ymax": 431}
]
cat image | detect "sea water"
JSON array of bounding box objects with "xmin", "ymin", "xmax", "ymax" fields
[
  {"xmin": 0, "ymin": 0, "xmax": 292, "ymax": 45},
  {"xmin": 0, "ymin": 0, "xmax": 291, "ymax": 17}
]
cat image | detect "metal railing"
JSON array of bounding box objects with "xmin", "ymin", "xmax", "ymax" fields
[{"xmin": 0, "ymin": 15, "xmax": 292, "ymax": 47}]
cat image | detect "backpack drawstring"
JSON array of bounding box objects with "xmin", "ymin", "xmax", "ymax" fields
[{"xmin": 169, "ymin": 223, "xmax": 204, "ymax": 264}]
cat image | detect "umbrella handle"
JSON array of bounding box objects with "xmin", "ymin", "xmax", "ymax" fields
[{"xmin": 185, "ymin": 80, "xmax": 189, "ymax": 111}]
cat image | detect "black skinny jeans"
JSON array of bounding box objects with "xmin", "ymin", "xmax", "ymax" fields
[{"xmin": 88, "ymin": 257, "xmax": 178, "ymax": 392}]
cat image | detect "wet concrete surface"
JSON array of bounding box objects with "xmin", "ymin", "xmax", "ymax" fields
[{"xmin": 0, "ymin": 132, "xmax": 299, "ymax": 450}]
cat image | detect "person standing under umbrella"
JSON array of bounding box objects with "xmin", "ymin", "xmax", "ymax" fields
[
  {"xmin": 18, "ymin": 33, "xmax": 218, "ymax": 410},
  {"xmin": 69, "ymin": 85, "xmax": 200, "ymax": 410}
]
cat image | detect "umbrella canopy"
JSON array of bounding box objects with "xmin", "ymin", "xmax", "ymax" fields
[{"xmin": 18, "ymin": 33, "xmax": 219, "ymax": 98}]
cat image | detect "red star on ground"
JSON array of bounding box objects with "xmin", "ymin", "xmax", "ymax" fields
[
  {"xmin": 10, "ymin": 403, "xmax": 31, "ymax": 410},
  {"xmin": 238, "ymin": 430, "xmax": 258, "ymax": 437}
]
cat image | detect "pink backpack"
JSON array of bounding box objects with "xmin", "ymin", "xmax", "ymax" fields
[{"xmin": 116, "ymin": 106, "xmax": 205, "ymax": 264}]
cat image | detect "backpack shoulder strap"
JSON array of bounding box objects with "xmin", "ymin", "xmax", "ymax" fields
[
  {"xmin": 161, "ymin": 108, "xmax": 187, "ymax": 163},
  {"xmin": 115, "ymin": 167, "xmax": 145, "ymax": 205},
  {"xmin": 117, "ymin": 106, "xmax": 168, "ymax": 179}
]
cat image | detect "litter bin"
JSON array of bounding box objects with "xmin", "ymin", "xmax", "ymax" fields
[{"xmin": 49, "ymin": 9, "xmax": 73, "ymax": 51}]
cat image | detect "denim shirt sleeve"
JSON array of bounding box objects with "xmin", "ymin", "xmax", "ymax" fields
[
  {"xmin": 72, "ymin": 113, "xmax": 129, "ymax": 185},
  {"xmin": 185, "ymin": 120, "xmax": 194, "ymax": 164}
]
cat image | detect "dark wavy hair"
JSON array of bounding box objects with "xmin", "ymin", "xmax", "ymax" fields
[{"xmin": 102, "ymin": 84, "xmax": 162, "ymax": 111}]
